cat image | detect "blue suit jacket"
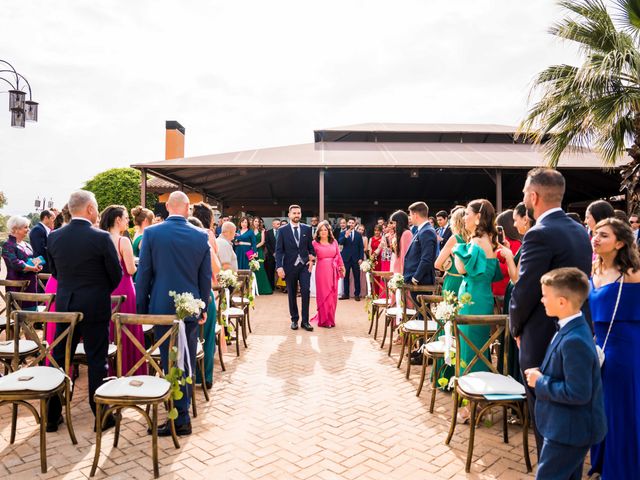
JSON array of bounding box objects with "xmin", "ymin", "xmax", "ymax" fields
[
  {"xmin": 403, "ymin": 224, "xmax": 437, "ymax": 285},
  {"xmin": 509, "ymin": 210, "xmax": 592, "ymax": 370},
  {"xmin": 535, "ymin": 314, "xmax": 607, "ymax": 447},
  {"xmin": 29, "ymin": 223, "xmax": 50, "ymax": 273},
  {"xmin": 338, "ymin": 230, "xmax": 364, "ymax": 263},
  {"xmin": 136, "ymin": 216, "xmax": 211, "ymax": 318},
  {"xmin": 275, "ymin": 223, "xmax": 315, "ymax": 273}
]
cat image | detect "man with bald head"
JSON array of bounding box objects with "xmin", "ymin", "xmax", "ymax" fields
[{"xmin": 136, "ymin": 191, "xmax": 212, "ymax": 436}]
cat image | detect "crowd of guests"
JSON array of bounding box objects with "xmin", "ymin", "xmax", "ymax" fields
[{"xmin": 1, "ymin": 167, "xmax": 639, "ymax": 478}]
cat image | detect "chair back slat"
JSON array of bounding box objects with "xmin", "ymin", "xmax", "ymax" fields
[
  {"xmin": 110, "ymin": 295, "xmax": 126, "ymax": 315},
  {"xmin": 452, "ymin": 314, "xmax": 509, "ymax": 376},
  {"xmin": 37, "ymin": 273, "xmax": 52, "ymax": 291},
  {"xmin": 416, "ymin": 294, "xmax": 444, "ymax": 338},
  {"xmin": 10, "ymin": 310, "xmax": 82, "ymax": 372},
  {"xmin": 113, "ymin": 314, "xmax": 178, "ymax": 377},
  {"xmin": 6, "ymin": 292, "xmax": 56, "ymax": 340}
]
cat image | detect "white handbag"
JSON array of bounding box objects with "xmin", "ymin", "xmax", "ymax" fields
[{"xmin": 596, "ymin": 275, "xmax": 623, "ymax": 368}]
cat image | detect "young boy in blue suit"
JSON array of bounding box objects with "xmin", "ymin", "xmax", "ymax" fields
[{"xmin": 524, "ymin": 267, "xmax": 606, "ymax": 480}]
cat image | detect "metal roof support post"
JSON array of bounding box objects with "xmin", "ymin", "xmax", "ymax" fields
[
  {"xmin": 319, "ymin": 168, "xmax": 325, "ymax": 220},
  {"xmin": 495, "ymin": 169, "xmax": 503, "ymax": 213},
  {"xmin": 140, "ymin": 168, "xmax": 147, "ymax": 208}
]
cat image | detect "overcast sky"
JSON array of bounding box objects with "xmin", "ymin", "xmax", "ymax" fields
[{"xmin": 1, "ymin": 0, "xmax": 581, "ymax": 215}]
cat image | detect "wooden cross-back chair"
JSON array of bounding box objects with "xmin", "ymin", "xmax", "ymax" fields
[
  {"xmin": 91, "ymin": 313, "xmax": 181, "ymax": 479},
  {"xmin": 0, "ymin": 279, "xmax": 30, "ymax": 335},
  {"xmin": 445, "ymin": 314, "xmax": 531, "ymax": 473},
  {"xmin": 381, "ymin": 283, "xmax": 435, "ymax": 356},
  {"xmin": 366, "ymin": 271, "xmax": 393, "ymax": 339},
  {"xmin": 220, "ymin": 279, "xmax": 248, "ymax": 357},
  {"xmin": 211, "ymin": 286, "xmax": 225, "ymax": 372},
  {"xmin": 37, "ymin": 273, "xmax": 52, "ymax": 292},
  {"xmin": 233, "ymin": 269, "xmax": 253, "ymax": 334},
  {"xmin": 394, "ymin": 285, "xmax": 438, "ymax": 374},
  {"xmin": 1, "ymin": 292, "xmax": 55, "ymax": 371},
  {"xmin": 414, "ymin": 294, "xmax": 451, "ymax": 412},
  {"xmin": 0, "ymin": 310, "xmax": 82, "ymax": 473}
]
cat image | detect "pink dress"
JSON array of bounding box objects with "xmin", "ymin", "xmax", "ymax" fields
[
  {"xmin": 44, "ymin": 276, "xmax": 58, "ymax": 366},
  {"xmin": 110, "ymin": 240, "xmax": 146, "ymax": 375},
  {"xmin": 310, "ymin": 240, "xmax": 344, "ymax": 328},
  {"xmin": 391, "ymin": 230, "xmax": 413, "ymax": 274}
]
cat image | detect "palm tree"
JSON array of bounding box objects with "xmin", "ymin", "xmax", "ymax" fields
[{"xmin": 520, "ymin": 0, "xmax": 640, "ymax": 211}]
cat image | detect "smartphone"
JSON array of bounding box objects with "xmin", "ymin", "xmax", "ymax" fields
[{"xmin": 496, "ymin": 226, "xmax": 505, "ymax": 244}]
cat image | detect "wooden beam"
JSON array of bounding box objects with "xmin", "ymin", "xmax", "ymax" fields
[
  {"xmin": 319, "ymin": 169, "xmax": 325, "ymax": 220},
  {"xmin": 140, "ymin": 168, "xmax": 147, "ymax": 208},
  {"xmin": 496, "ymin": 169, "xmax": 503, "ymax": 212}
]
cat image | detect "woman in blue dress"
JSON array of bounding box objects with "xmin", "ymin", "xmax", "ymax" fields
[
  {"xmin": 234, "ymin": 216, "xmax": 256, "ymax": 270},
  {"xmin": 589, "ymin": 218, "xmax": 640, "ymax": 479}
]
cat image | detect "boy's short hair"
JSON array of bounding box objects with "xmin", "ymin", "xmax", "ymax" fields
[{"xmin": 540, "ymin": 267, "xmax": 590, "ymax": 307}]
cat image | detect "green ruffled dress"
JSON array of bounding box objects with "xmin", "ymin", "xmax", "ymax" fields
[{"xmin": 452, "ymin": 242, "xmax": 502, "ymax": 374}]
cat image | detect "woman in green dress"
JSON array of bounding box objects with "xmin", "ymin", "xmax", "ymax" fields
[
  {"xmin": 452, "ymin": 199, "xmax": 516, "ymax": 422},
  {"xmin": 252, "ymin": 217, "xmax": 273, "ymax": 295},
  {"xmin": 435, "ymin": 206, "xmax": 469, "ymax": 295}
]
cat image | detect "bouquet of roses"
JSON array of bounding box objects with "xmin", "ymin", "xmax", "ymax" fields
[
  {"xmin": 387, "ymin": 273, "xmax": 405, "ymax": 291},
  {"xmin": 249, "ymin": 259, "xmax": 261, "ymax": 272},
  {"xmin": 217, "ymin": 269, "xmax": 238, "ymax": 290}
]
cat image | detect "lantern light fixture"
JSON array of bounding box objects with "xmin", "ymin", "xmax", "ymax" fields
[{"xmin": 1, "ymin": 60, "xmax": 38, "ymax": 128}]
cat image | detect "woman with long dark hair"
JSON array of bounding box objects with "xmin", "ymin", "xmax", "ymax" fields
[
  {"xmin": 389, "ymin": 210, "xmax": 412, "ymax": 275},
  {"xmin": 589, "ymin": 218, "xmax": 640, "ymax": 479},
  {"xmin": 234, "ymin": 216, "xmax": 256, "ymax": 270},
  {"xmin": 310, "ymin": 221, "xmax": 345, "ymax": 328},
  {"xmin": 252, "ymin": 216, "xmax": 273, "ymax": 295},
  {"xmin": 99, "ymin": 205, "xmax": 146, "ymax": 375}
]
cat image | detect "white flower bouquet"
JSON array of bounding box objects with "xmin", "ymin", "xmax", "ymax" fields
[
  {"xmin": 169, "ymin": 291, "xmax": 205, "ymax": 320},
  {"xmin": 217, "ymin": 269, "xmax": 238, "ymax": 290},
  {"xmin": 433, "ymin": 291, "xmax": 473, "ymax": 321},
  {"xmin": 360, "ymin": 259, "xmax": 373, "ymax": 273},
  {"xmin": 387, "ymin": 273, "xmax": 405, "ymax": 291},
  {"xmin": 249, "ymin": 259, "xmax": 261, "ymax": 272}
]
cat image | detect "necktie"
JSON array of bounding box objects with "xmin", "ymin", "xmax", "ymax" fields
[
  {"xmin": 294, "ymin": 226, "xmax": 300, "ymax": 243},
  {"xmin": 553, "ymin": 319, "xmax": 560, "ymax": 331}
]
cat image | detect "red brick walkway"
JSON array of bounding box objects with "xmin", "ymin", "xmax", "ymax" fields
[{"xmin": 0, "ymin": 293, "xmax": 545, "ymax": 479}]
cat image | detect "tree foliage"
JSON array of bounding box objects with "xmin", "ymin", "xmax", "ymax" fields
[
  {"xmin": 0, "ymin": 191, "xmax": 7, "ymax": 209},
  {"xmin": 520, "ymin": 0, "xmax": 640, "ymax": 211},
  {"xmin": 83, "ymin": 168, "xmax": 157, "ymax": 213}
]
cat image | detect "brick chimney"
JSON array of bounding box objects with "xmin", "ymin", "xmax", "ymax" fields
[{"xmin": 165, "ymin": 120, "xmax": 185, "ymax": 160}]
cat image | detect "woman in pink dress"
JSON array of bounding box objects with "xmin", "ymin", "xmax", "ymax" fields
[
  {"xmin": 389, "ymin": 210, "xmax": 413, "ymax": 275},
  {"xmin": 310, "ymin": 221, "xmax": 345, "ymax": 328},
  {"xmin": 100, "ymin": 205, "xmax": 146, "ymax": 375}
]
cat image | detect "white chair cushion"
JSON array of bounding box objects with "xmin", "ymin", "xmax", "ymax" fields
[
  {"xmin": 0, "ymin": 340, "xmax": 38, "ymax": 354},
  {"xmin": 0, "ymin": 366, "xmax": 65, "ymax": 392},
  {"xmin": 224, "ymin": 308, "xmax": 245, "ymax": 316},
  {"xmin": 402, "ymin": 320, "xmax": 438, "ymax": 332},
  {"xmin": 142, "ymin": 324, "xmax": 154, "ymax": 333},
  {"xmin": 386, "ymin": 307, "xmax": 417, "ymax": 316},
  {"xmin": 425, "ymin": 341, "xmax": 450, "ymax": 354},
  {"xmin": 372, "ymin": 299, "xmax": 388, "ymax": 306},
  {"xmin": 457, "ymin": 371, "xmax": 526, "ymax": 396},
  {"xmin": 232, "ymin": 296, "xmax": 250, "ymax": 304},
  {"xmin": 76, "ymin": 343, "xmax": 117, "ymax": 356},
  {"xmin": 95, "ymin": 375, "xmax": 170, "ymax": 398}
]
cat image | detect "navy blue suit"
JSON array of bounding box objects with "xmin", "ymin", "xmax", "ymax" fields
[
  {"xmin": 402, "ymin": 224, "xmax": 437, "ymax": 286},
  {"xmin": 275, "ymin": 223, "xmax": 315, "ymax": 324},
  {"xmin": 136, "ymin": 216, "xmax": 212, "ymax": 426},
  {"xmin": 509, "ymin": 209, "xmax": 592, "ymax": 452},
  {"xmin": 338, "ymin": 229, "xmax": 364, "ymax": 298},
  {"xmin": 29, "ymin": 222, "xmax": 50, "ymax": 274},
  {"xmin": 534, "ymin": 315, "xmax": 607, "ymax": 479}
]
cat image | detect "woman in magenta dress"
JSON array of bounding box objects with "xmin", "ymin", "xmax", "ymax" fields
[
  {"xmin": 100, "ymin": 205, "xmax": 146, "ymax": 375},
  {"xmin": 311, "ymin": 221, "xmax": 345, "ymax": 328}
]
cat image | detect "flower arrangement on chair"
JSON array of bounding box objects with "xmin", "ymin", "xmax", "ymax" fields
[
  {"xmin": 359, "ymin": 257, "xmax": 375, "ymax": 316},
  {"xmin": 247, "ymin": 259, "xmax": 261, "ymax": 308},
  {"xmin": 166, "ymin": 291, "xmax": 205, "ymax": 419},
  {"xmin": 216, "ymin": 269, "xmax": 239, "ymax": 333}
]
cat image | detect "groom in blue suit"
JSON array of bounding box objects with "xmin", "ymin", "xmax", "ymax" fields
[
  {"xmin": 275, "ymin": 204, "xmax": 315, "ymax": 331},
  {"xmin": 338, "ymin": 218, "xmax": 364, "ymax": 300},
  {"xmin": 525, "ymin": 268, "xmax": 606, "ymax": 480},
  {"xmin": 403, "ymin": 202, "xmax": 437, "ymax": 288},
  {"xmin": 136, "ymin": 191, "xmax": 212, "ymax": 436}
]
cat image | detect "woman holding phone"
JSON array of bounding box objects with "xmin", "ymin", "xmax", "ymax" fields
[{"xmin": 493, "ymin": 210, "xmax": 521, "ymax": 300}]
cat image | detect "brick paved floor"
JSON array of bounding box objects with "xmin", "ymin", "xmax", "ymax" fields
[{"xmin": 0, "ymin": 293, "xmax": 562, "ymax": 479}]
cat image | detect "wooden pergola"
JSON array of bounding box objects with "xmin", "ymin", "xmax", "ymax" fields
[{"xmin": 133, "ymin": 123, "xmax": 626, "ymax": 221}]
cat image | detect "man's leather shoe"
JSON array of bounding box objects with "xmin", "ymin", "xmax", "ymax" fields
[
  {"xmin": 339, "ymin": 296, "xmax": 349, "ymax": 300},
  {"xmin": 46, "ymin": 416, "xmax": 63, "ymax": 432},
  {"xmin": 94, "ymin": 414, "xmax": 116, "ymax": 432},
  {"xmin": 301, "ymin": 323, "xmax": 314, "ymax": 332},
  {"xmin": 355, "ymin": 296, "xmax": 361, "ymax": 302},
  {"xmin": 157, "ymin": 421, "xmax": 191, "ymax": 437},
  {"xmin": 291, "ymin": 322, "xmax": 299, "ymax": 330},
  {"xmin": 205, "ymin": 381, "xmax": 213, "ymax": 390}
]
